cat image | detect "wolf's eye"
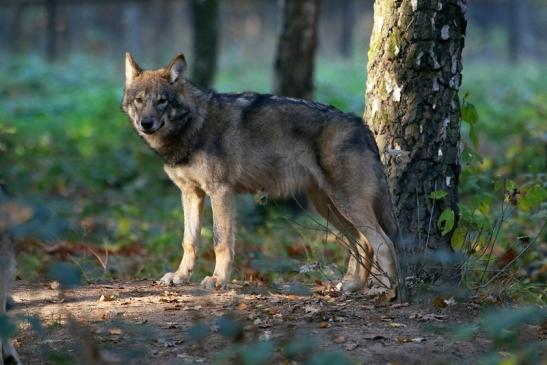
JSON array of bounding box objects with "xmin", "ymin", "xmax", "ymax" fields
[
  {"xmin": 158, "ymin": 97, "xmax": 168, "ymax": 105},
  {"xmin": 135, "ymin": 97, "xmax": 144, "ymax": 104}
]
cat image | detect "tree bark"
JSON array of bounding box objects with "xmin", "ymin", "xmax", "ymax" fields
[
  {"xmin": 191, "ymin": 0, "xmax": 219, "ymax": 89},
  {"xmin": 364, "ymin": 0, "xmax": 467, "ymax": 280},
  {"xmin": 274, "ymin": 0, "xmax": 320, "ymax": 100}
]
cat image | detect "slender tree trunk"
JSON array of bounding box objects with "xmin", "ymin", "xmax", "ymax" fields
[
  {"xmin": 364, "ymin": 0, "xmax": 467, "ymax": 280},
  {"xmin": 274, "ymin": 0, "xmax": 320, "ymax": 100},
  {"xmin": 507, "ymin": 0, "xmax": 533, "ymax": 63},
  {"xmin": 339, "ymin": 0, "xmax": 355, "ymax": 58},
  {"xmin": 8, "ymin": 3, "xmax": 26, "ymax": 53},
  {"xmin": 191, "ymin": 0, "xmax": 219, "ymax": 88},
  {"xmin": 45, "ymin": 0, "xmax": 57, "ymax": 61}
]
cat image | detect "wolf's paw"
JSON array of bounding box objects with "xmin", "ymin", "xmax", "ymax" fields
[
  {"xmin": 365, "ymin": 286, "xmax": 397, "ymax": 302},
  {"xmin": 336, "ymin": 279, "xmax": 363, "ymax": 293},
  {"xmin": 200, "ymin": 275, "xmax": 227, "ymax": 290},
  {"xmin": 159, "ymin": 271, "xmax": 190, "ymax": 286}
]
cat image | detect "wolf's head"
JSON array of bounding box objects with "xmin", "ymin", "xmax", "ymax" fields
[{"xmin": 122, "ymin": 53, "xmax": 196, "ymax": 148}]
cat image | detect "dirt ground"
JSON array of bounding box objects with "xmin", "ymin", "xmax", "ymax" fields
[{"xmin": 9, "ymin": 280, "xmax": 502, "ymax": 364}]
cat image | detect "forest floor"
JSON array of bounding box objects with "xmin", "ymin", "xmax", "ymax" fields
[{"xmin": 9, "ymin": 279, "xmax": 538, "ymax": 365}]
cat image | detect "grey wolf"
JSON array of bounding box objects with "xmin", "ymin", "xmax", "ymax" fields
[{"xmin": 122, "ymin": 53, "xmax": 401, "ymax": 298}]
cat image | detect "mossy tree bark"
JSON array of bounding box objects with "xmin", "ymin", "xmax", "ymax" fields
[
  {"xmin": 191, "ymin": 0, "xmax": 219, "ymax": 88},
  {"xmin": 364, "ymin": 0, "xmax": 467, "ymax": 280},
  {"xmin": 274, "ymin": 0, "xmax": 320, "ymax": 100}
]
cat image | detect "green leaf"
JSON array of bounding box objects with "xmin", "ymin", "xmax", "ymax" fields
[
  {"xmin": 437, "ymin": 208, "xmax": 455, "ymax": 236},
  {"xmin": 519, "ymin": 184, "xmax": 547, "ymax": 212},
  {"xmin": 461, "ymin": 102, "xmax": 478, "ymax": 125},
  {"xmin": 469, "ymin": 124, "xmax": 479, "ymax": 148},
  {"xmin": 451, "ymin": 227, "xmax": 465, "ymax": 251},
  {"xmin": 429, "ymin": 190, "xmax": 448, "ymax": 200},
  {"xmin": 478, "ymin": 200, "xmax": 491, "ymax": 216}
]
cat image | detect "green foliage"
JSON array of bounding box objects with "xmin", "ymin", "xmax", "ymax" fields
[
  {"xmin": 429, "ymin": 190, "xmax": 448, "ymax": 200},
  {"xmin": 518, "ymin": 183, "xmax": 547, "ymax": 213},
  {"xmin": 461, "ymin": 96, "xmax": 479, "ymax": 147},
  {"xmin": 449, "ymin": 306, "xmax": 547, "ymax": 364},
  {"xmin": 455, "ymin": 63, "xmax": 547, "ymax": 302},
  {"xmin": 437, "ymin": 208, "xmax": 455, "ymax": 236}
]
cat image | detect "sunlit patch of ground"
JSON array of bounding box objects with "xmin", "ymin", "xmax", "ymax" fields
[{"xmin": 8, "ymin": 280, "xmax": 511, "ymax": 364}]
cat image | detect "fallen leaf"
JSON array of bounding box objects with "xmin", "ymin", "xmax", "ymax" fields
[
  {"xmin": 334, "ymin": 336, "xmax": 346, "ymax": 344},
  {"xmin": 410, "ymin": 313, "xmax": 448, "ymax": 321},
  {"xmin": 433, "ymin": 296, "xmax": 447, "ymax": 308},
  {"xmin": 108, "ymin": 328, "xmax": 123, "ymax": 335},
  {"xmin": 389, "ymin": 322, "xmax": 407, "ymax": 328},
  {"xmin": 304, "ymin": 305, "xmax": 321, "ymax": 314},
  {"xmin": 390, "ymin": 302, "xmax": 410, "ymax": 308},
  {"xmin": 99, "ymin": 294, "xmax": 115, "ymax": 302},
  {"xmin": 319, "ymin": 322, "xmax": 330, "ymax": 328}
]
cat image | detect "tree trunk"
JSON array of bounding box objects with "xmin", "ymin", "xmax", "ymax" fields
[
  {"xmin": 364, "ymin": 0, "xmax": 467, "ymax": 281},
  {"xmin": 8, "ymin": 3, "xmax": 26, "ymax": 54},
  {"xmin": 191, "ymin": 0, "xmax": 219, "ymax": 89},
  {"xmin": 507, "ymin": 0, "xmax": 533, "ymax": 63},
  {"xmin": 339, "ymin": 0, "xmax": 355, "ymax": 58},
  {"xmin": 274, "ymin": 0, "xmax": 320, "ymax": 100},
  {"xmin": 45, "ymin": 0, "xmax": 57, "ymax": 61}
]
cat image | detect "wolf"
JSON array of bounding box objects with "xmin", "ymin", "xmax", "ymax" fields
[{"xmin": 122, "ymin": 53, "xmax": 401, "ymax": 297}]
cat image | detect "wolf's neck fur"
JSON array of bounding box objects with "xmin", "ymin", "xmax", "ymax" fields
[{"xmin": 155, "ymin": 81, "xmax": 211, "ymax": 166}]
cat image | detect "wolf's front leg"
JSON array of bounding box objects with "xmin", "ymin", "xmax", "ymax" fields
[
  {"xmin": 200, "ymin": 187, "xmax": 235, "ymax": 290},
  {"xmin": 160, "ymin": 186, "xmax": 205, "ymax": 285}
]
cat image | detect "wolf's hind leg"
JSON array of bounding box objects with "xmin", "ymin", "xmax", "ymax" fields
[
  {"xmin": 160, "ymin": 186, "xmax": 205, "ymax": 285},
  {"xmin": 200, "ymin": 187, "xmax": 235, "ymax": 290},
  {"xmin": 333, "ymin": 198, "xmax": 398, "ymax": 297},
  {"xmin": 307, "ymin": 186, "xmax": 370, "ymax": 292}
]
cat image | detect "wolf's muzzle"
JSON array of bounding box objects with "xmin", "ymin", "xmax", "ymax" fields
[{"xmin": 140, "ymin": 118, "xmax": 164, "ymax": 134}]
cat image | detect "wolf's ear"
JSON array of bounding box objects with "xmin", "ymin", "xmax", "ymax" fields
[
  {"xmin": 125, "ymin": 52, "xmax": 142, "ymax": 88},
  {"xmin": 166, "ymin": 54, "xmax": 187, "ymax": 84}
]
